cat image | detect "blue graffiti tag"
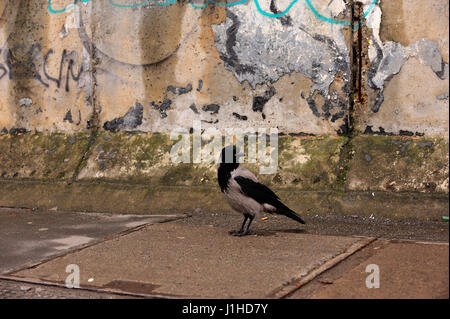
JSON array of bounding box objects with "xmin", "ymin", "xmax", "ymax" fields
[
  {"xmin": 48, "ymin": 0, "xmax": 91, "ymax": 14},
  {"xmin": 47, "ymin": 0, "xmax": 377, "ymax": 26}
]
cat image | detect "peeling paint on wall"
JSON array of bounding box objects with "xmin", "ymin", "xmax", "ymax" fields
[
  {"xmin": 212, "ymin": 0, "xmax": 354, "ymax": 133},
  {"xmin": 103, "ymin": 102, "xmax": 144, "ymax": 132},
  {"xmin": 365, "ymin": 4, "xmax": 449, "ymax": 113},
  {"xmin": 0, "ymin": 0, "xmax": 448, "ymax": 138},
  {"xmin": 213, "ymin": 1, "xmax": 350, "ymax": 90},
  {"xmin": 368, "ymin": 38, "xmax": 449, "ymax": 113}
]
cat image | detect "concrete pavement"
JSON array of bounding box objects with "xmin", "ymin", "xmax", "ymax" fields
[
  {"xmin": 0, "ymin": 207, "xmax": 184, "ymax": 274},
  {"xmin": 0, "ymin": 207, "xmax": 448, "ymax": 299},
  {"xmin": 308, "ymin": 241, "xmax": 449, "ymax": 299},
  {"xmin": 0, "ymin": 278, "xmax": 131, "ymax": 299},
  {"xmin": 10, "ymin": 222, "xmax": 364, "ymax": 298}
]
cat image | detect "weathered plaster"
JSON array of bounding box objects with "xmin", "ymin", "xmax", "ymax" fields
[
  {"xmin": 212, "ymin": 0, "xmax": 351, "ymax": 131},
  {"xmin": 360, "ymin": 0, "xmax": 449, "ymax": 137}
]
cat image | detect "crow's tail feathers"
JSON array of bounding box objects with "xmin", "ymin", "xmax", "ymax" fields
[{"xmin": 276, "ymin": 205, "xmax": 306, "ymax": 224}]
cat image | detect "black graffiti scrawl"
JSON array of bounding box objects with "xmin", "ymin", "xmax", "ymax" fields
[
  {"xmin": 0, "ymin": 45, "xmax": 83, "ymax": 92},
  {"xmin": 103, "ymin": 102, "xmax": 144, "ymax": 132},
  {"xmin": 252, "ymin": 86, "xmax": 276, "ymax": 119}
]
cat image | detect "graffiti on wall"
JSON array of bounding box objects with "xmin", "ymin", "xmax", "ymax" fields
[
  {"xmin": 47, "ymin": 0, "xmax": 376, "ymax": 26},
  {"xmin": 1, "ymin": 0, "xmax": 447, "ymax": 137},
  {"xmin": 0, "ymin": 0, "xmax": 374, "ymax": 135},
  {"xmin": 0, "ymin": 45, "xmax": 83, "ymax": 92}
]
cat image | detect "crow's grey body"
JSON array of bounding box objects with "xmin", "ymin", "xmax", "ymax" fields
[
  {"xmin": 222, "ymin": 165, "xmax": 276, "ymax": 218},
  {"xmin": 218, "ymin": 145, "xmax": 305, "ymax": 236}
]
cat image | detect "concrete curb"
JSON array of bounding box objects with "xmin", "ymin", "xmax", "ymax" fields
[
  {"xmin": 266, "ymin": 236, "xmax": 377, "ymax": 298},
  {"xmin": 0, "ymin": 179, "xmax": 448, "ymax": 219}
]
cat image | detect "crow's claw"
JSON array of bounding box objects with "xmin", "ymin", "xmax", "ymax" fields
[{"xmin": 229, "ymin": 230, "xmax": 253, "ymax": 237}]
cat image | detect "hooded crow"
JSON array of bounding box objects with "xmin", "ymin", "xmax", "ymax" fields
[{"xmin": 218, "ymin": 145, "xmax": 305, "ymax": 236}]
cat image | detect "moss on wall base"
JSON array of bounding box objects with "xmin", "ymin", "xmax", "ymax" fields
[{"xmin": 0, "ymin": 132, "xmax": 448, "ymax": 219}]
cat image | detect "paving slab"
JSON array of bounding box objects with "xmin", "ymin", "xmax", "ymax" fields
[
  {"xmin": 12, "ymin": 223, "xmax": 364, "ymax": 298},
  {"xmin": 309, "ymin": 241, "xmax": 449, "ymax": 299},
  {"xmin": 0, "ymin": 208, "xmax": 182, "ymax": 274},
  {"xmin": 0, "ymin": 278, "xmax": 134, "ymax": 299}
]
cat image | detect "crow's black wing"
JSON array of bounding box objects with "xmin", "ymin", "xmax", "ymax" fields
[
  {"xmin": 234, "ymin": 176, "xmax": 306, "ymax": 224},
  {"xmin": 233, "ymin": 176, "xmax": 280, "ymax": 206}
]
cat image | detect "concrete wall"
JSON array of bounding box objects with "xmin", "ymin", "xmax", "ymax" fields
[
  {"xmin": 357, "ymin": 0, "xmax": 449, "ymax": 137},
  {"xmin": 0, "ymin": 1, "xmax": 448, "ymax": 218},
  {"xmin": 1, "ymin": 1, "xmax": 448, "ymax": 136}
]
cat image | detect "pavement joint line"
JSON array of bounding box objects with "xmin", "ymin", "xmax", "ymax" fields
[
  {"xmin": 389, "ymin": 239, "xmax": 449, "ymax": 246},
  {"xmin": 0, "ymin": 206, "xmax": 187, "ymax": 218},
  {"xmin": 2, "ymin": 214, "xmax": 188, "ymax": 276},
  {"xmin": 0, "ymin": 275, "xmax": 180, "ymax": 299},
  {"xmin": 0, "ymin": 206, "xmax": 34, "ymax": 211},
  {"xmin": 266, "ymin": 236, "xmax": 378, "ymax": 299},
  {"xmin": 351, "ymin": 235, "xmax": 448, "ymax": 245}
]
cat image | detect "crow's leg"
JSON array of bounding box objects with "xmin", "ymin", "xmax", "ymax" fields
[
  {"xmin": 230, "ymin": 215, "xmax": 255, "ymax": 237},
  {"xmin": 245, "ymin": 215, "xmax": 254, "ymax": 233},
  {"xmin": 229, "ymin": 215, "xmax": 248, "ymax": 236},
  {"xmin": 240, "ymin": 215, "xmax": 254, "ymax": 236}
]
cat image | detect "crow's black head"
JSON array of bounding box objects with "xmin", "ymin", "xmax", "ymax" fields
[
  {"xmin": 220, "ymin": 145, "xmax": 239, "ymax": 164},
  {"xmin": 218, "ymin": 145, "xmax": 244, "ymax": 192}
]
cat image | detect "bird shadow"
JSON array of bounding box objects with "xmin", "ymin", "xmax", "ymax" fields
[{"xmin": 251, "ymin": 228, "xmax": 306, "ymax": 237}]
